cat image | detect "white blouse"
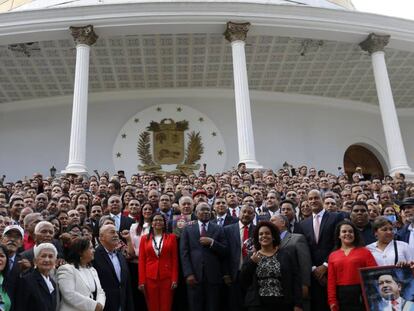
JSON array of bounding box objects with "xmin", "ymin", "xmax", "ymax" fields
[
  {"xmin": 130, "ymin": 222, "xmax": 150, "ymax": 256},
  {"xmin": 366, "ymin": 240, "xmax": 414, "ymax": 266}
]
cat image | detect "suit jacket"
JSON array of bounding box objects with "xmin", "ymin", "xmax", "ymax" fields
[
  {"xmin": 15, "ymin": 269, "xmax": 57, "ymax": 311},
  {"xmin": 139, "ymin": 233, "xmax": 178, "ymax": 283},
  {"xmin": 297, "ymin": 211, "xmax": 344, "ymax": 266},
  {"xmin": 5, "ymin": 253, "xmax": 22, "ymax": 308},
  {"xmin": 57, "ymin": 264, "xmax": 106, "ymax": 311},
  {"xmin": 223, "ymin": 222, "xmax": 255, "ymax": 280},
  {"xmin": 280, "ymin": 231, "xmax": 312, "ymax": 286},
  {"xmin": 396, "ymin": 224, "xmax": 412, "ymax": 244},
  {"xmin": 240, "ymin": 248, "xmax": 302, "ymax": 308},
  {"xmin": 119, "ymin": 215, "xmax": 135, "ymax": 232},
  {"xmin": 20, "ymin": 239, "xmax": 64, "ymax": 264},
  {"xmin": 211, "ymin": 214, "xmax": 238, "ymax": 227},
  {"xmin": 180, "ymin": 221, "xmax": 228, "ymax": 284},
  {"xmin": 377, "ymin": 298, "xmax": 414, "ymax": 311},
  {"xmin": 92, "ymin": 245, "xmax": 134, "ymax": 311}
]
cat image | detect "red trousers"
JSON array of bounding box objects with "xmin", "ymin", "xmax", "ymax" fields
[{"xmin": 145, "ymin": 278, "xmax": 174, "ymax": 311}]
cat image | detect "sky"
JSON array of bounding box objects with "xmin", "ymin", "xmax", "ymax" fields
[{"xmin": 352, "ymin": 0, "xmax": 414, "ymax": 20}]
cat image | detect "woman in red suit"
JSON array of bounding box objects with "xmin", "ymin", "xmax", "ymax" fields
[{"xmin": 139, "ymin": 212, "xmax": 178, "ymax": 311}]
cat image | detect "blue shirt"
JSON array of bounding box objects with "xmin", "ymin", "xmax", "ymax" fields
[{"xmin": 105, "ymin": 248, "xmax": 121, "ymax": 282}]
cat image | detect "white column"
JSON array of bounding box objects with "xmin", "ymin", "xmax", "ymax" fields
[
  {"xmin": 360, "ymin": 33, "xmax": 413, "ymax": 178},
  {"xmin": 62, "ymin": 25, "xmax": 98, "ymax": 175},
  {"xmin": 225, "ymin": 22, "xmax": 262, "ymax": 169}
]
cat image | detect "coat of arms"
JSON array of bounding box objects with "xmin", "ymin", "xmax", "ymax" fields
[{"xmin": 137, "ymin": 118, "xmax": 204, "ymax": 174}]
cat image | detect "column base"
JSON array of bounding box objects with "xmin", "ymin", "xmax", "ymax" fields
[
  {"xmin": 241, "ymin": 159, "xmax": 263, "ymax": 170},
  {"xmin": 61, "ymin": 164, "xmax": 88, "ymax": 176}
]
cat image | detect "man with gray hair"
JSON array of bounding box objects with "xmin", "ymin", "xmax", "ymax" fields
[
  {"xmin": 20, "ymin": 220, "xmax": 63, "ymax": 269},
  {"xmin": 271, "ymin": 214, "xmax": 312, "ymax": 311}
]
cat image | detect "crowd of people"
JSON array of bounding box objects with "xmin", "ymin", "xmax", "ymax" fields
[{"xmin": 0, "ymin": 163, "xmax": 413, "ymax": 311}]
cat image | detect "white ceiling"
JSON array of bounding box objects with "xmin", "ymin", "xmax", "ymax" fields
[{"xmin": 1, "ymin": 33, "xmax": 414, "ymax": 107}]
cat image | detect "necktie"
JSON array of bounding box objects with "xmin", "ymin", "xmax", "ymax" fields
[
  {"xmin": 218, "ymin": 218, "xmax": 224, "ymax": 227},
  {"xmin": 314, "ymin": 214, "xmax": 320, "ymax": 243},
  {"xmin": 391, "ymin": 299, "xmax": 398, "ymax": 311},
  {"xmin": 8, "ymin": 258, "xmax": 13, "ymax": 271},
  {"xmin": 242, "ymin": 226, "xmax": 249, "ymax": 258},
  {"xmin": 201, "ymin": 223, "xmax": 207, "ymax": 237},
  {"xmin": 232, "ymin": 209, "xmax": 237, "ymax": 218}
]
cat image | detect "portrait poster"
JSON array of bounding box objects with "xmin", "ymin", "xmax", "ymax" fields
[
  {"xmin": 172, "ymin": 214, "xmax": 195, "ymax": 237},
  {"xmin": 360, "ymin": 265, "xmax": 414, "ymax": 311}
]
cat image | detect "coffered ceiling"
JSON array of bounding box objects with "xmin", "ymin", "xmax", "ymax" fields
[{"xmin": 1, "ymin": 32, "xmax": 414, "ymax": 107}]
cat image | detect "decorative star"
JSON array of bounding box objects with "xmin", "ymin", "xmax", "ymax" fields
[
  {"xmin": 116, "ymin": 152, "xmax": 122, "ymax": 158},
  {"xmin": 156, "ymin": 107, "xmax": 162, "ymax": 112},
  {"xmin": 217, "ymin": 150, "xmax": 223, "ymax": 156},
  {"xmin": 121, "ymin": 133, "xmax": 127, "ymax": 139},
  {"xmin": 198, "ymin": 117, "xmax": 204, "ymax": 122},
  {"xmin": 177, "ymin": 107, "xmax": 182, "ymax": 112},
  {"xmin": 211, "ymin": 132, "xmax": 217, "ymax": 137},
  {"xmin": 134, "ymin": 118, "xmax": 139, "ymax": 123}
]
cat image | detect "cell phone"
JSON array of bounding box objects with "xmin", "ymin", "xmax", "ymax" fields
[{"xmin": 291, "ymin": 168, "xmax": 296, "ymax": 176}]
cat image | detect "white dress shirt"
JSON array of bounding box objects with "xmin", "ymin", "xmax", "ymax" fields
[
  {"xmin": 198, "ymin": 221, "xmax": 209, "ymax": 235},
  {"xmin": 367, "ymin": 240, "xmax": 413, "ymax": 266},
  {"xmin": 41, "ymin": 274, "xmax": 55, "ymax": 294},
  {"xmin": 408, "ymin": 225, "xmax": 414, "ymax": 249}
]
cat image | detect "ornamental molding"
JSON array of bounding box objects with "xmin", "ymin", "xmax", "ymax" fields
[
  {"xmin": 1, "ymin": 3, "xmax": 414, "ymax": 51},
  {"xmin": 70, "ymin": 25, "xmax": 98, "ymax": 46},
  {"xmin": 224, "ymin": 21, "xmax": 250, "ymax": 43},
  {"xmin": 359, "ymin": 33, "xmax": 390, "ymax": 55}
]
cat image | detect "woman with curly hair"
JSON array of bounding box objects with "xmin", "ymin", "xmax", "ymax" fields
[{"xmin": 240, "ymin": 221, "xmax": 302, "ymax": 311}]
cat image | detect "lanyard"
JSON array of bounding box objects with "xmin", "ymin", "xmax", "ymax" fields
[{"xmin": 152, "ymin": 234, "xmax": 164, "ymax": 257}]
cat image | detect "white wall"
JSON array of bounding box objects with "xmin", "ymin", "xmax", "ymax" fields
[{"xmin": 1, "ymin": 89, "xmax": 413, "ymax": 180}]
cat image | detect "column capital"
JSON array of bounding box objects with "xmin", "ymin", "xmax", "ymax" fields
[
  {"xmin": 359, "ymin": 33, "xmax": 390, "ymax": 54},
  {"xmin": 70, "ymin": 25, "xmax": 98, "ymax": 46},
  {"xmin": 224, "ymin": 22, "xmax": 250, "ymax": 43}
]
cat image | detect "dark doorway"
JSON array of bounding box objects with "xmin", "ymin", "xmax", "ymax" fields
[{"xmin": 344, "ymin": 145, "xmax": 385, "ymax": 180}]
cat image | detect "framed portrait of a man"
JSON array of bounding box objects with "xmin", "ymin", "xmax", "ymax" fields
[{"xmin": 360, "ymin": 266, "xmax": 414, "ymax": 311}]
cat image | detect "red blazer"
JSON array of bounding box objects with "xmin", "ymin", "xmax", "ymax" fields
[{"xmin": 139, "ymin": 233, "xmax": 178, "ymax": 284}]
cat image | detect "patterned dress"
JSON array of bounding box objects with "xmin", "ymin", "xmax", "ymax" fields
[{"xmin": 256, "ymin": 253, "xmax": 283, "ymax": 297}]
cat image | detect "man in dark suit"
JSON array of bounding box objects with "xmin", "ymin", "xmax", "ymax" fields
[
  {"xmin": 158, "ymin": 194, "xmax": 175, "ymax": 232},
  {"xmin": 271, "ymin": 214, "xmax": 312, "ymax": 311},
  {"xmin": 2, "ymin": 225, "xmax": 24, "ymax": 306},
  {"xmin": 280, "ymin": 200, "xmax": 301, "ymax": 233},
  {"xmin": 223, "ymin": 203, "xmax": 255, "ymax": 311},
  {"xmin": 297, "ymin": 189, "xmax": 344, "ymax": 311},
  {"xmin": 211, "ymin": 197, "xmax": 238, "ymax": 227},
  {"xmin": 108, "ymin": 195, "xmax": 134, "ymax": 232},
  {"xmin": 396, "ymin": 197, "xmax": 414, "ymax": 245},
  {"xmin": 93, "ymin": 224, "xmax": 134, "ymax": 311},
  {"xmin": 180, "ymin": 202, "xmax": 228, "ymax": 311},
  {"xmin": 20, "ymin": 221, "xmax": 64, "ymax": 269}
]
